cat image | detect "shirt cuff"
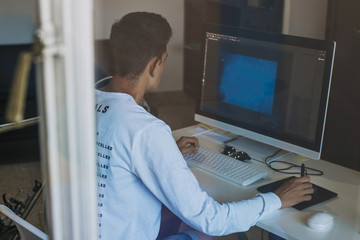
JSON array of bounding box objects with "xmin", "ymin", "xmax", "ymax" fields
[{"xmin": 256, "ymin": 192, "xmax": 282, "ymax": 218}]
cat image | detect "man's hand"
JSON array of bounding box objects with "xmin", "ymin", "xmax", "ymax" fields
[
  {"xmin": 176, "ymin": 136, "xmax": 199, "ymax": 154},
  {"xmin": 274, "ymin": 176, "xmax": 314, "ymax": 208}
]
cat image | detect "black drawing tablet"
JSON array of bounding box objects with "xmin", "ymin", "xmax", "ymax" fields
[{"xmin": 257, "ymin": 176, "xmax": 338, "ymax": 210}]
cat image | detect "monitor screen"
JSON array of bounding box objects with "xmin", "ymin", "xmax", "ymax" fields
[{"xmin": 195, "ymin": 24, "xmax": 336, "ymax": 159}]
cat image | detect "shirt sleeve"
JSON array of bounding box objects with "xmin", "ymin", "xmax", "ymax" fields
[{"xmin": 130, "ymin": 123, "xmax": 281, "ymax": 236}]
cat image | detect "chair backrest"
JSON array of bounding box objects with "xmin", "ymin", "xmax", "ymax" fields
[{"xmin": 0, "ymin": 205, "xmax": 48, "ymax": 240}]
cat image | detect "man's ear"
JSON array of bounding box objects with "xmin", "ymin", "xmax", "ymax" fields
[{"xmin": 149, "ymin": 57, "xmax": 161, "ymax": 77}]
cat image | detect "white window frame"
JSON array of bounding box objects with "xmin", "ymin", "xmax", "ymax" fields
[{"xmin": 36, "ymin": 0, "xmax": 97, "ymax": 239}]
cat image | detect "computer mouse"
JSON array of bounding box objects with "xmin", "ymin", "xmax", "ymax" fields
[
  {"xmin": 233, "ymin": 151, "xmax": 251, "ymax": 161},
  {"xmin": 223, "ymin": 146, "xmax": 236, "ymax": 155},
  {"xmin": 307, "ymin": 211, "xmax": 334, "ymax": 231}
]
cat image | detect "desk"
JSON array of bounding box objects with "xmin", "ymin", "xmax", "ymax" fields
[{"xmin": 173, "ymin": 125, "xmax": 360, "ymax": 240}]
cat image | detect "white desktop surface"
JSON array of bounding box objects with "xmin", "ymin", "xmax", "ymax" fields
[{"xmin": 173, "ymin": 125, "xmax": 360, "ymax": 240}]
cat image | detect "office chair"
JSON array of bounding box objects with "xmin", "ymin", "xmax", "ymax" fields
[{"xmin": 0, "ymin": 205, "xmax": 48, "ymax": 240}]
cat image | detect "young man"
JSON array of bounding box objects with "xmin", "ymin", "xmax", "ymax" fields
[{"xmin": 95, "ymin": 12, "xmax": 314, "ymax": 240}]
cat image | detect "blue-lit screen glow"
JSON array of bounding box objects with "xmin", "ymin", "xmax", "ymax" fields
[{"xmin": 219, "ymin": 52, "xmax": 277, "ymax": 115}]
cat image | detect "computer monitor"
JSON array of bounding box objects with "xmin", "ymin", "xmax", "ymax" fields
[{"xmin": 195, "ymin": 24, "xmax": 336, "ymax": 160}]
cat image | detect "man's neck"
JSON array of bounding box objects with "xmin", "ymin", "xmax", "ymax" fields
[{"xmin": 100, "ymin": 76, "xmax": 147, "ymax": 104}]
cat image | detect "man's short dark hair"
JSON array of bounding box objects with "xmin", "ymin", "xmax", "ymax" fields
[{"xmin": 110, "ymin": 12, "xmax": 172, "ymax": 80}]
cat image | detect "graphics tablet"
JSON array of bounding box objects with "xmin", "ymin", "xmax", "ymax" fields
[{"xmin": 257, "ymin": 176, "xmax": 338, "ymax": 210}]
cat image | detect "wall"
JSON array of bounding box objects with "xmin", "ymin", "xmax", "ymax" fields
[
  {"xmin": 1, "ymin": 0, "xmax": 327, "ymax": 91},
  {"xmin": 0, "ymin": 0, "xmax": 37, "ymax": 44},
  {"xmin": 94, "ymin": 0, "xmax": 184, "ymax": 92},
  {"xmin": 0, "ymin": 0, "xmax": 184, "ymax": 92},
  {"xmin": 283, "ymin": 0, "xmax": 328, "ymax": 39}
]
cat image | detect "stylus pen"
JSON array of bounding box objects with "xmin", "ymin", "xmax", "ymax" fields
[{"xmin": 301, "ymin": 163, "xmax": 306, "ymax": 177}]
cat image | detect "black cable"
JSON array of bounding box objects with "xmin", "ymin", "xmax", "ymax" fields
[
  {"xmin": 264, "ymin": 150, "xmax": 324, "ymax": 176},
  {"xmin": 221, "ymin": 144, "xmax": 324, "ymax": 176}
]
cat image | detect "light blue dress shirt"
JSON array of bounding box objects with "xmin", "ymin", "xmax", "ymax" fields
[{"xmin": 95, "ymin": 89, "xmax": 281, "ymax": 240}]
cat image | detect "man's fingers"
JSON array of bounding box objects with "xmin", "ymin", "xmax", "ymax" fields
[
  {"xmin": 304, "ymin": 187, "xmax": 315, "ymax": 195},
  {"xmin": 287, "ymin": 176, "xmax": 311, "ymax": 185},
  {"xmin": 179, "ymin": 136, "xmax": 199, "ymax": 147},
  {"xmin": 179, "ymin": 144, "xmax": 198, "ymax": 154},
  {"xmin": 302, "ymin": 182, "xmax": 314, "ymax": 190},
  {"xmin": 303, "ymin": 195, "xmax": 312, "ymax": 201},
  {"xmin": 274, "ymin": 177, "xmax": 314, "ymax": 208},
  {"xmin": 177, "ymin": 136, "xmax": 199, "ymax": 154},
  {"xmin": 296, "ymin": 176, "xmax": 311, "ymax": 183}
]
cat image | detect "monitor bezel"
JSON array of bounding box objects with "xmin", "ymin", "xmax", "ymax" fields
[{"xmin": 195, "ymin": 24, "xmax": 336, "ymax": 160}]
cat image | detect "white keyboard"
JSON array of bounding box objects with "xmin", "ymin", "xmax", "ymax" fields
[{"xmin": 183, "ymin": 147, "xmax": 268, "ymax": 186}]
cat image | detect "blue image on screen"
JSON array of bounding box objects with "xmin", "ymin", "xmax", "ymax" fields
[{"xmin": 218, "ymin": 52, "xmax": 277, "ymax": 115}]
